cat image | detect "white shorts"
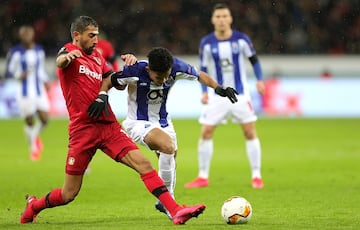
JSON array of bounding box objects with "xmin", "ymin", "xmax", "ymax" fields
[
  {"xmin": 122, "ymin": 119, "xmax": 178, "ymax": 151},
  {"xmin": 199, "ymin": 94, "xmax": 257, "ymax": 126},
  {"xmin": 16, "ymin": 94, "xmax": 50, "ymax": 117}
]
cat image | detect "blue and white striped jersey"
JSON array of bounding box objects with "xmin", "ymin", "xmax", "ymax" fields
[
  {"xmin": 200, "ymin": 30, "xmax": 257, "ymax": 96},
  {"xmin": 5, "ymin": 44, "xmax": 48, "ymax": 98},
  {"xmin": 122, "ymin": 57, "xmax": 199, "ymax": 127}
]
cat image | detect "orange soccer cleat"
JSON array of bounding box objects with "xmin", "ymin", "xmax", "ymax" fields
[
  {"xmin": 184, "ymin": 177, "xmax": 209, "ymax": 188},
  {"xmin": 252, "ymin": 177, "xmax": 264, "ymax": 189}
]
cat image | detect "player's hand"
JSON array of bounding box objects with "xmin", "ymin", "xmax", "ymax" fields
[
  {"xmin": 256, "ymin": 80, "xmax": 265, "ymax": 95},
  {"xmin": 201, "ymin": 92, "xmax": 209, "ymax": 104},
  {"xmin": 19, "ymin": 71, "xmax": 28, "ymax": 80},
  {"xmin": 215, "ymin": 86, "xmax": 238, "ymax": 103},
  {"xmin": 65, "ymin": 50, "xmax": 82, "ymax": 63},
  {"xmin": 87, "ymin": 93, "xmax": 109, "ymax": 118},
  {"xmin": 121, "ymin": 54, "xmax": 137, "ymax": 66}
]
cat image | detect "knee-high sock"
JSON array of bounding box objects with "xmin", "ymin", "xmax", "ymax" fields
[
  {"xmin": 33, "ymin": 121, "xmax": 46, "ymax": 138},
  {"xmin": 141, "ymin": 170, "xmax": 180, "ymax": 217},
  {"xmin": 32, "ymin": 188, "xmax": 66, "ymax": 213},
  {"xmin": 198, "ymin": 139, "xmax": 213, "ymax": 179},
  {"xmin": 24, "ymin": 125, "xmax": 36, "ymax": 151},
  {"xmin": 246, "ymin": 138, "xmax": 262, "ymax": 178},
  {"xmin": 158, "ymin": 152, "xmax": 176, "ymax": 198}
]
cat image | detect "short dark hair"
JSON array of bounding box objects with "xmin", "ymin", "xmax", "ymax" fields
[
  {"xmin": 147, "ymin": 47, "xmax": 173, "ymax": 73},
  {"xmin": 70, "ymin": 16, "xmax": 98, "ymax": 38},
  {"xmin": 212, "ymin": 3, "xmax": 230, "ymax": 14}
]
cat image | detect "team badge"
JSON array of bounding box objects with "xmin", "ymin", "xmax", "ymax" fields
[
  {"xmin": 93, "ymin": 57, "xmax": 101, "ymax": 65},
  {"xmin": 232, "ymin": 42, "xmax": 239, "ymax": 54},
  {"xmin": 68, "ymin": 157, "xmax": 75, "ymax": 165}
]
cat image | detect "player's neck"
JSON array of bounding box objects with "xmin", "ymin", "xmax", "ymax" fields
[
  {"xmin": 22, "ymin": 42, "xmax": 35, "ymax": 49},
  {"xmin": 214, "ymin": 29, "xmax": 232, "ymax": 40}
]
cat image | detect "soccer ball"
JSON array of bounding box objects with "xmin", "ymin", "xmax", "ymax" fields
[{"xmin": 221, "ymin": 196, "xmax": 252, "ymax": 224}]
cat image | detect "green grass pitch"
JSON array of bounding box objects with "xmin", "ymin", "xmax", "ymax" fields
[{"xmin": 0, "ymin": 118, "xmax": 359, "ymax": 229}]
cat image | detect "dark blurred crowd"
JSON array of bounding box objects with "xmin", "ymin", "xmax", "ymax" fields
[{"xmin": 1, "ymin": 0, "xmax": 359, "ymax": 56}]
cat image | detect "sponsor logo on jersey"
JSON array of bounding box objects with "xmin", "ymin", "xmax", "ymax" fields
[
  {"xmin": 79, "ymin": 65, "xmax": 102, "ymax": 80},
  {"xmin": 147, "ymin": 89, "xmax": 164, "ymax": 105}
]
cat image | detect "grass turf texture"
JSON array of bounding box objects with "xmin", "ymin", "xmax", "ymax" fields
[{"xmin": 0, "ymin": 118, "xmax": 359, "ymax": 229}]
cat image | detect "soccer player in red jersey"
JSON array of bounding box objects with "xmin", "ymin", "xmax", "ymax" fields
[
  {"xmin": 20, "ymin": 15, "xmax": 205, "ymax": 225},
  {"xmin": 96, "ymin": 37, "xmax": 119, "ymax": 71}
]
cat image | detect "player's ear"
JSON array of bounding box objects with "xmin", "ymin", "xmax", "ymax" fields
[
  {"xmin": 229, "ymin": 15, "xmax": 233, "ymax": 25},
  {"xmin": 145, "ymin": 66, "xmax": 150, "ymax": 73},
  {"xmin": 72, "ymin": 31, "xmax": 81, "ymax": 41}
]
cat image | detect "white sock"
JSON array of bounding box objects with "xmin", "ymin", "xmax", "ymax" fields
[
  {"xmin": 32, "ymin": 122, "xmax": 44, "ymax": 138},
  {"xmin": 198, "ymin": 139, "xmax": 213, "ymax": 179},
  {"xmin": 246, "ymin": 138, "xmax": 262, "ymax": 179},
  {"xmin": 158, "ymin": 152, "xmax": 176, "ymax": 198},
  {"xmin": 24, "ymin": 125, "xmax": 36, "ymax": 151}
]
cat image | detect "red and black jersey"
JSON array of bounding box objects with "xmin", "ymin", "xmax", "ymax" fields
[{"xmin": 57, "ymin": 43, "xmax": 116, "ymax": 133}]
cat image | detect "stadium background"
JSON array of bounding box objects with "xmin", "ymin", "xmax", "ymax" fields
[
  {"xmin": 0, "ymin": 0, "xmax": 359, "ymax": 118},
  {"xmin": 0, "ymin": 2, "xmax": 359, "ymax": 229}
]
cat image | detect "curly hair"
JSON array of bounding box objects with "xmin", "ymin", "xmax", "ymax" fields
[{"xmin": 147, "ymin": 47, "xmax": 174, "ymax": 73}]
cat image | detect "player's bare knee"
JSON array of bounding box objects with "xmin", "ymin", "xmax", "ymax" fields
[
  {"xmin": 243, "ymin": 130, "xmax": 256, "ymax": 139},
  {"xmin": 159, "ymin": 142, "xmax": 175, "ymax": 155},
  {"xmin": 201, "ymin": 126, "xmax": 215, "ymax": 139}
]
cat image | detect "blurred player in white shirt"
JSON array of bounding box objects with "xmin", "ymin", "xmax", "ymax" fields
[
  {"xmin": 5, "ymin": 25, "xmax": 49, "ymax": 161},
  {"xmin": 185, "ymin": 3, "xmax": 265, "ymax": 189}
]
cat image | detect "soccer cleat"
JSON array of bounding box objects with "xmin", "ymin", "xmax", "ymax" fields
[
  {"xmin": 184, "ymin": 177, "xmax": 209, "ymax": 188},
  {"xmin": 20, "ymin": 195, "xmax": 38, "ymax": 224},
  {"xmin": 35, "ymin": 137, "xmax": 43, "ymax": 152},
  {"xmin": 252, "ymin": 177, "xmax": 264, "ymax": 189},
  {"xmin": 172, "ymin": 204, "xmax": 206, "ymax": 225},
  {"xmin": 155, "ymin": 201, "xmax": 172, "ymax": 220},
  {"xmin": 30, "ymin": 150, "xmax": 41, "ymax": 161}
]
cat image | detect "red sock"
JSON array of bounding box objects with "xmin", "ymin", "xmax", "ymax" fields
[
  {"xmin": 141, "ymin": 170, "xmax": 180, "ymax": 216},
  {"xmin": 32, "ymin": 188, "xmax": 65, "ymax": 213}
]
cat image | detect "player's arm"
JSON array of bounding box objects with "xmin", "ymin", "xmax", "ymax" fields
[
  {"xmin": 198, "ymin": 71, "xmax": 238, "ymax": 104},
  {"xmin": 249, "ymin": 55, "xmax": 265, "ymax": 95},
  {"xmin": 5, "ymin": 51, "xmax": 26, "ymax": 80},
  {"xmin": 56, "ymin": 49, "xmax": 82, "ymax": 68},
  {"xmin": 198, "ymin": 71, "xmax": 218, "ymax": 89},
  {"xmin": 87, "ymin": 70, "xmax": 114, "ymax": 119}
]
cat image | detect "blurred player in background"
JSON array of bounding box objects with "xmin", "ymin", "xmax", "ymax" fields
[
  {"xmin": 87, "ymin": 46, "xmax": 238, "ymax": 218},
  {"xmin": 20, "ymin": 16, "xmax": 205, "ymax": 225},
  {"xmin": 5, "ymin": 25, "xmax": 50, "ymax": 161},
  {"xmin": 185, "ymin": 3, "xmax": 265, "ymax": 189},
  {"xmin": 96, "ymin": 34, "xmax": 119, "ymax": 71}
]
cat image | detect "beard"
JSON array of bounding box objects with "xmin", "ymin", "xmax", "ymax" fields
[{"xmin": 83, "ymin": 46, "xmax": 95, "ymax": 55}]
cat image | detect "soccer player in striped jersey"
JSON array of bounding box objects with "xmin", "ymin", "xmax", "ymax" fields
[
  {"xmin": 5, "ymin": 25, "xmax": 49, "ymax": 161},
  {"xmin": 87, "ymin": 47, "xmax": 238, "ymax": 217},
  {"xmin": 184, "ymin": 3, "xmax": 265, "ymax": 189}
]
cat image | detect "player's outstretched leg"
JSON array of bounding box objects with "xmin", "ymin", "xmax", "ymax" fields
[
  {"xmin": 141, "ymin": 170, "xmax": 206, "ymax": 224},
  {"xmin": 20, "ymin": 188, "xmax": 66, "ymax": 224}
]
